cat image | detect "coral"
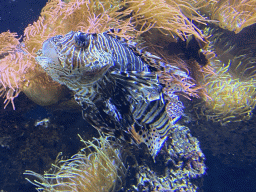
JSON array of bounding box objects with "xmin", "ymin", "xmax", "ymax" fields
[
  {"xmin": 134, "ymin": 166, "xmax": 199, "ymax": 192},
  {"xmin": 24, "ymin": 134, "xmax": 127, "ymax": 192},
  {"xmin": 166, "ymin": 125, "xmax": 206, "ymax": 179},
  {"xmin": 130, "ymin": 125, "xmax": 206, "ymax": 192}
]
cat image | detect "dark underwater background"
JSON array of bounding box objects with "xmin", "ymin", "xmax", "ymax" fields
[{"xmin": 0, "ymin": 0, "xmax": 256, "ymax": 192}]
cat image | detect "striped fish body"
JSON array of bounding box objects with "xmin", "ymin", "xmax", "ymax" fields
[{"xmin": 36, "ymin": 30, "xmax": 184, "ymax": 159}]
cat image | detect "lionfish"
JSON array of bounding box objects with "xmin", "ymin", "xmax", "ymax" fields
[{"xmin": 36, "ymin": 30, "xmax": 188, "ymax": 159}]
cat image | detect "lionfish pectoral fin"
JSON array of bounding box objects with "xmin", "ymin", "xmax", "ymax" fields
[
  {"xmin": 102, "ymin": 99, "xmax": 122, "ymax": 123},
  {"xmin": 111, "ymin": 71, "xmax": 162, "ymax": 103},
  {"xmin": 129, "ymin": 123, "xmax": 168, "ymax": 160},
  {"xmin": 81, "ymin": 101, "xmax": 108, "ymax": 130}
]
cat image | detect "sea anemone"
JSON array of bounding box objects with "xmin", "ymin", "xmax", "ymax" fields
[
  {"xmin": 202, "ymin": 0, "xmax": 256, "ymax": 33},
  {"xmin": 0, "ymin": 0, "xmax": 135, "ymax": 109},
  {"xmin": 199, "ymin": 27, "xmax": 256, "ymax": 124},
  {"xmin": 203, "ymin": 60, "xmax": 256, "ymax": 124},
  {"xmin": 0, "ymin": 31, "xmax": 31, "ymax": 109},
  {"xmin": 24, "ymin": 134, "xmax": 127, "ymax": 192},
  {"xmin": 125, "ymin": 0, "xmax": 207, "ymax": 41},
  {"xmin": 0, "ymin": 31, "xmax": 64, "ymax": 108}
]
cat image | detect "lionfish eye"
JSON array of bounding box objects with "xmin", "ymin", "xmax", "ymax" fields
[{"xmin": 75, "ymin": 32, "xmax": 90, "ymax": 48}]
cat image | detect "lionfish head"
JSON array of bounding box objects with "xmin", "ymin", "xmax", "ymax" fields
[{"xmin": 36, "ymin": 31, "xmax": 113, "ymax": 90}]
